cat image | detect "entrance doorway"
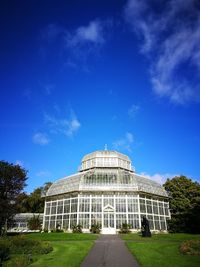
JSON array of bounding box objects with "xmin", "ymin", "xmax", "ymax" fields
[
  {"xmin": 102, "ymin": 205, "xmax": 116, "ymax": 234},
  {"xmin": 104, "ymin": 212, "xmax": 114, "ymax": 228}
]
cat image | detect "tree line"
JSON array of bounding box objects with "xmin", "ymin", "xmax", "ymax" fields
[
  {"xmin": 0, "ymin": 160, "xmax": 200, "ymax": 235},
  {"xmin": 0, "ymin": 160, "xmax": 51, "ymax": 235},
  {"xmin": 16, "ymin": 182, "xmax": 52, "ymax": 214},
  {"xmin": 164, "ymin": 175, "xmax": 200, "ymax": 234}
]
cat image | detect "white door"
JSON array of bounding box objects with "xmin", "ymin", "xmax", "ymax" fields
[{"xmin": 102, "ymin": 205, "xmax": 116, "ymax": 234}]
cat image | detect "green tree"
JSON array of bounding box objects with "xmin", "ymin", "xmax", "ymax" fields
[
  {"xmin": 16, "ymin": 182, "xmax": 52, "ymax": 213},
  {"xmin": 16, "ymin": 192, "xmax": 29, "ymax": 213},
  {"xmin": 0, "ymin": 161, "xmax": 27, "ymax": 235},
  {"xmin": 164, "ymin": 175, "xmax": 200, "ymax": 233}
]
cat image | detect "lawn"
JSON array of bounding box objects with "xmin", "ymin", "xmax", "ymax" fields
[
  {"xmin": 30, "ymin": 241, "xmax": 94, "ymax": 267},
  {"xmin": 2, "ymin": 233, "xmax": 99, "ymax": 267},
  {"xmin": 28, "ymin": 233, "xmax": 98, "ymax": 267},
  {"xmin": 120, "ymin": 233, "xmax": 200, "ymax": 267}
]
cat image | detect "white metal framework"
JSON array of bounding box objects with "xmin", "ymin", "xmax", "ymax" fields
[
  {"xmin": 11, "ymin": 213, "xmax": 43, "ymax": 231},
  {"xmin": 44, "ymin": 150, "xmax": 170, "ymax": 233}
]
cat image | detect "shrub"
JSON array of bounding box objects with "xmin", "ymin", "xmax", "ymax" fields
[
  {"xmin": 90, "ymin": 224, "xmax": 101, "ymax": 234},
  {"xmin": 10, "ymin": 235, "xmax": 38, "ymax": 254},
  {"xmin": 37, "ymin": 242, "xmax": 53, "ymax": 254},
  {"xmin": 72, "ymin": 225, "xmax": 82, "ymax": 233},
  {"xmin": 0, "ymin": 240, "xmax": 10, "ymax": 264},
  {"xmin": 10, "ymin": 235, "xmax": 53, "ymax": 255},
  {"xmin": 50, "ymin": 229, "xmax": 63, "ymax": 233},
  {"xmin": 180, "ymin": 240, "xmax": 200, "ymax": 255},
  {"xmin": 119, "ymin": 223, "xmax": 131, "ymax": 234},
  {"xmin": 56, "ymin": 229, "xmax": 63, "ymax": 233},
  {"xmin": 3, "ymin": 255, "xmax": 33, "ymax": 267}
]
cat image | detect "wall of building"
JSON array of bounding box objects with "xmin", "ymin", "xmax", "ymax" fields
[{"xmin": 43, "ymin": 192, "xmax": 170, "ymax": 232}]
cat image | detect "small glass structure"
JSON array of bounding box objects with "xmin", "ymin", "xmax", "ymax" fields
[
  {"xmin": 43, "ymin": 150, "xmax": 170, "ymax": 234},
  {"xmin": 10, "ymin": 213, "xmax": 43, "ymax": 232}
]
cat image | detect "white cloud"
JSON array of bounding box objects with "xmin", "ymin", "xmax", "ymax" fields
[
  {"xmin": 41, "ymin": 19, "xmax": 112, "ymax": 71},
  {"xmin": 32, "ymin": 132, "xmax": 50, "ymax": 145},
  {"xmin": 124, "ymin": 0, "xmax": 200, "ymax": 104},
  {"xmin": 113, "ymin": 132, "xmax": 134, "ymax": 152},
  {"xmin": 64, "ymin": 19, "xmax": 112, "ymax": 68},
  {"xmin": 66, "ymin": 20, "xmax": 105, "ymax": 48},
  {"xmin": 140, "ymin": 172, "xmax": 178, "ymax": 185},
  {"xmin": 44, "ymin": 110, "xmax": 81, "ymax": 138},
  {"xmin": 128, "ymin": 104, "xmax": 140, "ymax": 118},
  {"xmin": 67, "ymin": 118, "xmax": 81, "ymax": 137}
]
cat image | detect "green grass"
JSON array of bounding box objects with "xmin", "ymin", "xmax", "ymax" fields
[
  {"xmin": 27, "ymin": 233, "xmax": 99, "ymax": 267},
  {"xmin": 3, "ymin": 233, "xmax": 99, "ymax": 267},
  {"xmin": 120, "ymin": 233, "xmax": 200, "ymax": 267},
  {"xmin": 30, "ymin": 241, "xmax": 94, "ymax": 267},
  {"xmin": 121, "ymin": 233, "xmax": 200, "ymax": 242}
]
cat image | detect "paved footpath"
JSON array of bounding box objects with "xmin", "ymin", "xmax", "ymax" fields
[{"xmin": 81, "ymin": 235, "xmax": 140, "ymax": 267}]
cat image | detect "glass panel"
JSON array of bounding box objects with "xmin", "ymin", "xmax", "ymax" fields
[
  {"xmin": 154, "ymin": 215, "xmax": 160, "ymax": 230},
  {"xmin": 79, "ymin": 214, "xmax": 89, "ymax": 228},
  {"xmin": 159, "ymin": 203, "xmax": 164, "ymax": 215},
  {"xmin": 104, "ymin": 213, "xmax": 109, "ymax": 228},
  {"xmin": 71, "ymin": 198, "xmax": 78, "ymax": 213},
  {"xmin": 50, "ymin": 215, "xmax": 56, "ymax": 229},
  {"xmin": 79, "ymin": 198, "xmax": 90, "ymax": 212},
  {"xmin": 116, "ymin": 214, "xmax": 127, "ymax": 229},
  {"xmin": 64, "ymin": 200, "xmax": 70, "ymax": 213},
  {"xmin": 91, "ymin": 198, "xmax": 102, "ymax": 212},
  {"xmin": 110, "ymin": 213, "xmax": 114, "ymax": 227},
  {"xmin": 83, "ymin": 173, "xmax": 118, "ymax": 186},
  {"xmin": 63, "ymin": 214, "xmax": 69, "ymax": 229},
  {"xmin": 116, "ymin": 198, "xmax": 126, "ymax": 212},
  {"xmin": 160, "ymin": 216, "xmax": 166, "ymax": 230},
  {"xmin": 45, "ymin": 203, "xmax": 51, "ymax": 215},
  {"xmin": 103, "ymin": 198, "xmax": 114, "ymax": 207},
  {"xmin": 153, "ymin": 201, "xmax": 159, "ymax": 214},
  {"xmin": 103, "ymin": 212, "xmax": 114, "ymax": 228},
  {"xmin": 164, "ymin": 203, "xmax": 169, "ymax": 216},
  {"xmin": 146, "ymin": 200, "xmax": 153, "ymax": 214},
  {"xmin": 127, "ymin": 198, "xmax": 138, "ymax": 212},
  {"xmin": 70, "ymin": 214, "xmax": 77, "ymax": 228},
  {"xmin": 91, "ymin": 213, "xmax": 102, "ymax": 226},
  {"xmin": 56, "ymin": 215, "xmax": 62, "ymax": 229},
  {"xmin": 128, "ymin": 214, "xmax": 139, "ymax": 229},
  {"xmin": 57, "ymin": 201, "xmax": 63, "ymax": 214},
  {"xmin": 51, "ymin": 202, "xmax": 57, "ymax": 214},
  {"xmin": 140, "ymin": 199, "xmax": 146, "ymax": 213}
]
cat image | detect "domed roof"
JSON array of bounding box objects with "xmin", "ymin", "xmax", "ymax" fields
[
  {"xmin": 81, "ymin": 150, "xmax": 133, "ymax": 171},
  {"xmin": 82, "ymin": 150, "xmax": 130, "ymax": 161},
  {"xmin": 45, "ymin": 149, "xmax": 168, "ymax": 198},
  {"xmin": 46, "ymin": 169, "xmax": 168, "ymax": 197}
]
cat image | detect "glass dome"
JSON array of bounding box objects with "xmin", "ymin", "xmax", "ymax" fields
[{"xmin": 46, "ymin": 150, "xmax": 167, "ymax": 197}]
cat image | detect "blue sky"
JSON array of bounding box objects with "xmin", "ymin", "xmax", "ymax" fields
[{"xmin": 0, "ymin": 0, "xmax": 200, "ymax": 192}]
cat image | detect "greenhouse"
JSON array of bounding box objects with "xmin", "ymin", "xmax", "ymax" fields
[{"xmin": 43, "ymin": 150, "xmax": 170, "ymax": 234}]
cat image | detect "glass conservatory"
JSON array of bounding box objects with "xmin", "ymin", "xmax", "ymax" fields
[{"xmin": 43, "ymin": 150, "xmax": 170, "ymax": 234}]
